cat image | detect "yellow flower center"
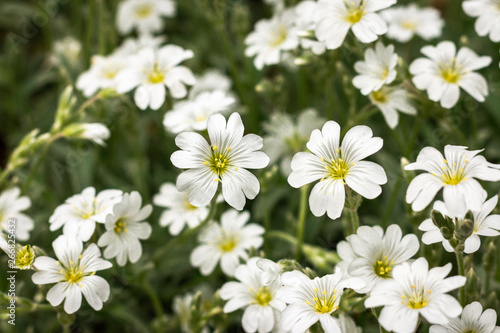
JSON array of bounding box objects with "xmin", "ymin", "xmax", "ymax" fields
[
  {"xmin": 135, "ymin": 3, "xmax": 153, "ymax": 18},
  {"xmin": 438, "ymin": 158, "xmax": 468, "ymax": 185},
  {"xmin": 103, "ymin": 69, "xmax": 119, "ymax": 79},
  {"xmin": 374, "ymin": 255, "xmax": 394, "ymax": 278},
  {"xmin": 401, "ymin": 20, "xmax": 417, "ymax": 31},
  {"xmin": 147, "ymin": 65, "xmax": 165, "ymax": 84},
  {"xmin": 345, "ymin": 1, "xmax": 366, "ymax": 24},
  {"xmin": 321, "ymin": 152, "xmax": 353, "ymax": 183},
  {"xmin": 306, "ymin": 288, "xmax": 338, "ymax": 314},
  {"xmin": 114, "ymin": 218, "xmax": 128, "ymax": 234},
  {"xmin": 252, "ymin": 287, "xmax": 273, "ymax": 306},
  {"xmin": 271, "ymin": 25, "xmax": 288, "ymax": 47},
  {"xmin": 218, "ymin": 236, "xmax": 237, "ymax": 252},
  {"xmin": 439, "ymin": 62, "xmax": 462, "ymax": 84},
  {"xmin": 15, "ymin": 245, "xmax": 35, "ymax": 270},
  {"xmin": 205, "ymin": 146, "xmax": 236, "ymax": 182},
  {"xmin": 401, "ymin": 285, "xmax": 431, "ymax": 309},
  {"xmin": 184, "ymin": 200, "xmax": 198, "ymax": 211},
  {"xmin": 370, "ymin": 89, "xmax": 388, "ymax": 103},
  {"xmin": 65, "ymin": 266, "xmax": 85, "ymax": 284}
]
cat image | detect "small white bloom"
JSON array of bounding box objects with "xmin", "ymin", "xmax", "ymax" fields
[
  {"xmin": 163, "ymin": 90, "xmax": 236, "ymax": 134},
  {"xmin": 295, "ymin": 1, "xmax": 327, "ymax": 55},
  {"xmin": 405, "ymin": 145, "xmax": 500, "ymax": 216},
  {"xmin": 276, "ymin": 269, "xmax": 365, "ymax": 333},
  {"xmin": 80, "ymin": 123, "xmax": 111, "ymax": 146},
  {"xmin": 263, "ymin": 109, "xmax": 325, "ymax": 176},
  {"xmin": 0, "ymin": 187, "xmax": 34, "ymax": 241},
  {"xmin": 288, "ymin": 121, "xmax": 387, "ymax": 220},
  {"xmin": 172, "ymin": 287, "xmax": 213, "ymax": 333},
  {"xmin": 463, "ymin": 0, "xmax": 500, "ymax": 42},
  {"xmin": 369, "ymin": 87, "xmax": 417, "ymax": 129},
  {"xmin": 97, "ymin": 192, "xmax": 152, "ymax": 266},
  {"xmin": 220, "ymin": 257, "xmax": 286, "ymax": 333},
  {"xmin": 153, "ymin": 183, "xmax": 209, "ymax": 235},
  {"xmin": 365, "ymin": 258, "xmax": 466, "ymax": 333},
  {"xmin": 410, "ymin": 41, "xmax": 492, "ymax": 109},
  {"xmin": 49, "ymin": 187, "xmax": 123, "ymax": 242},
  {"xmin": 114, "ymin": 34, "xmax": 166, "ymax": 56},
  {"xmin": 189, "ymin": 70, "xmax": 233, "ymax": 98},
  {"xmin": 76, "ymin": 54, "xmax": 128, "ymax": 97},
  {"xmin": 381, "ymin": 4, "xmax": 444, "ymax": 42},
  {"xmin": 353, "ymin": 42, "xmax": 398, "ymax": 95},
  {"xmin": 315, "ymin": 0, "xmax": 396, "ymax": 50},
  {"xmin": 31, "ymin": 235, "xmax": 112, "ymax": 314},
  {"xmin": 419, "ymin": 195, "xmax": 500, "ymax": 254},
  {"xmin": 171, "ymin": 112, "xmax": 270, "ymax": 210},
  {"xmin": 0, "ymin": 236, "xmax": 36, "ymax": 270},
  {"xmin": 52, "ymin": 36, "xmax": 82, "ymax": 66},
  {"xmin": 115, "ymin": 45, "xmax": 195, "ymax": 110},
  {"xmin": 337, "ymin": 224, "xmax": 420, "ymax": 293},
  {"xmin": 430, "ymin": 301, "xmax": 500, "ymax": 333},
  {"xmin": 245, "ymin": 9, "xmax": 299, "ymax": 70},
  {"xmin": 190, "ymin": 209, "xmax": 264, "ymax": 276},
  {"xmin": 116, "ymin": 0, "xmax": 176, "ymax": 35},
  {"xmin": 257, "ymin": 258, "xmax": 282, "ymax": 286}
]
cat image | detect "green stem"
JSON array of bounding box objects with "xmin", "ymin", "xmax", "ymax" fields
[
  {"xmin": 143, "ymin": 279, "xmax": 164, "ymax": 329},
  {"xmin": 266, "ymin": 230, "xmax": 298, "ymax": 245},
  {"xmin": 20, "ymin": 141, "xmax": 53, "ymax": 195},
  {"xmin": 296, "ymin": 185, "xmax": 309, "ymax": 261},
  {"xmin": 348, "ymin": 207, "xmax": 360, "ymax": 235},
  {"xmin": 455, "ymin": 250, "xmax": 466, "ymax": 305}
]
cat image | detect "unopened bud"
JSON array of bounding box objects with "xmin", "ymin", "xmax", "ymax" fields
[{"xmin": 455, "ymin": 217, "xmax": 474, "ymax": 241}]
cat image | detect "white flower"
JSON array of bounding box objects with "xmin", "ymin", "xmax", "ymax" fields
[
  {"xmin": 315, "ymin": 0, "xmax": 396, "ymax": 50},
  {"xmin": 163, "ymin": 90, "xmax": 236, "ymax": 134},
  {"xmin": 409, "ymin": 41, "xmax": 491, "ymax": 109},
  {"xmin": 276, "ymin": 269, "xmax": 365, "ymax": 333},
  {"xmin": 114, "ymin": 34, "xmax": 166, "ymax": 56},
  {"xmin": 257, "ymin": 258, "xmax": 282, "ymax": 286},
  {"xmin": 189, "ymin": 70, "xmax": 233, "ymax": 98},
  {"xmin": 116, "ymin": 45, "xmax": 195, "ymax": 110},
  {"xmin": 172, "ymin": 287, "xmax": 213, "ymax": 333},
  {"xmin": 463, "ymin": 0, "xmax": 500, "ymax": 42},
  {"xmin": 405, "ymin": 145, "xmax": 500, "ymax": 217},
  {"xmin": 263, "ymin": 109, "xmax": 325, "ymax": 176},
  {"xmin": 97, "ymin": 192, "xmax": 152, "ymax": 266},
  {"xmin": 52, "ymin": 36, "xmax": 82, "ymax": 66},
  {"xmin": 337, "ymin": 224, "xmax": 420, "ymax": 293},
  {"xmin": 365, "ymin": 258, "xmax": 466, "ymax": 333},
  {"xmin": 0, "ymin": 234, "xmax": 36, "ymax": 270},
  {"xmin": 419, "ymin": 195, "xmax": 500, "ymax": 254},
  {"xmin": 288, "ymin": 121, "xmax": 387, "ymax": 220},
  {"xmin": 369, "ymin": 87, "xmax": 417, "ymax": 129},
  {"xmin": 430, "ymin": 301, "xmax": 500, "ymax": 333},
  {"xmin": 190, "ymin": 209, "xmax": 264, "ymax": 276},
  {"xmin": 0, "ymin": 188, "xmax": 34, "ymax": 241},
  {"xmin": 80, "ymin": 123, "xmax": 111, "ymax": 146},
  {"xmin": 171, "ymin": 112, "xmax": 270, "ymax": 210},
  {"xmin": 153, "ymin": 183, "xmax": 210, "ymax": 235},
  {"xmin": 353, "ymin": 42, "xmax": 398, "ymax": 95},
  {"xmin": 76, "ymin": 54, "xmax": 128, "ymax": 97},
  {"xmin": 245, "ymin": 9, "xmax": 299, "ymax": 70},
  {"xmin": 381, "ymin": 4, "xmax": 444, "ymax": 42},
  {"xmin": 220, "ymin": 257, "xmax": 286, "ymax": 333},
  {"xmin": 31, "ymin": 235, "xmax": 112, "ymax": 314},
  {"xmin": 116, "ymin": 0, "xmax": 176, "ymax": 35},
  {"xmin": 295, "ymin": 1, "xmax": 327, "ymax": 55},
  {"xmin": 49, "ymin": 187, "xmax": 123, "ymax": 242}
]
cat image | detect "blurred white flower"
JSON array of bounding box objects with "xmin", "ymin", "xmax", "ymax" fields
[
  {"xmin": 337, "ymin": 225, "xmax": 419, "ymax": 293},
  {"xmin": 365, "ymin": 258, "xmax": 466, "ymax": 333},
  {"xmin": 257, "ymin": 258, "xmax": 282, "ymax": 286},
  {"xmin": 419, "ymin": 194, "xmax": 500, "ymax": 254},
  {"xmin": 52, "ymin": 36, "xmax": 82, "ymax": 65},
  {"xmin": 190, "ymin": 209, "xmax": 264, "ymax": 276},
  {"xmin": 315, "ymin": 0, "xmax": 396, "ymax": 50},
  {"xmin": 116, "ymin": 45, "xmax": 195, "ymax": 110},
  {"xmin": 76, "ymin": 54, "xmax": 128, "ymax": 97},
  {"xmin": 410, "ymin": 41, "xmax": 491, "ymax": 109},
  {"xmin": 97, "ymin": 192, "xmax": 152, "ymax": 266},
  {"xmin": 163, "ymin": 90, "xmax": 235, "ymax": 134},
  {"xmin": 369, "ymin": 87, "xmax": 417, "ymax": 129},
  {"xmin": 114, "ymin": 34, "xmax": 166, "ymax": 56},
  {"xmin": 153, "ymin": 183, "xmax": 209, "ymax": 235},
  {"xmin": 0, "ymin": 187, "xmax": 34, "ymax": 241},
  {"xmin": 381, "ymin": 4, "xmax": 444, "ymax": 42},
  {"xmin": 405, "ymin": 145, "xmax": 500, "ymax": 216},
  {"xmin": 294, "ymin": 1, "xmax": 327, "ymax": 55},
  {"xmin": 263, "ymin": 109, "xmax": 325, "ymax": 176},
  {"xmin": 288, "ymin": 121, "xmax": 387, "ymax": 220},
  {"xmin": 80, "ymin": 123, "xmax": 111, "ymax": 146},
  {"xmin": 189, "ymin": 70, "xmax": 233, "ymax": 98},
  {"xmin": 31, "ymin": 235, "xmax": 112, "ymax": 314},
  {"xmin": 463, "ymin": 0, "xmax": 500, "ymax": 42},
  {"xmin": 245, "ymin": 8, "xmax": 299, "ymax": 70},
  {"xmin": 353, "ymin": 42, "xmax": 398, "ymax": 95},
  {"xmin": 49, "ymin": 187, "xmax": 123, "ymax": 242},
  {"xmin": 220, "ymin": 257, "xmax": 286, "ymax": 333},
  {"xmin": 276, "ymin": 269, "xmax": 365, "ymax": 333},
  {"xmin": 430, "ymin": 301, "xmax": 500, "ymax": 333},
  {"xmin": 339, "ymin": 314, "xmax": 362, "ymax": 333},
  {"xmin": 171, "ymin": 112, "xmax": 270, "ymax": 210},
  {"xmin": 116, "ymin": 0, "xmax": 176, "ymax": 35},
  {"xmin": 172, "ymin": 291, "xmax": 211, "ymax": 333}
]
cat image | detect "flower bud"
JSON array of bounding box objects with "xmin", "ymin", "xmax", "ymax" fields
[{"xmin": 455, "ymin": 217, "xmax": 474, "ymax": 241}]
